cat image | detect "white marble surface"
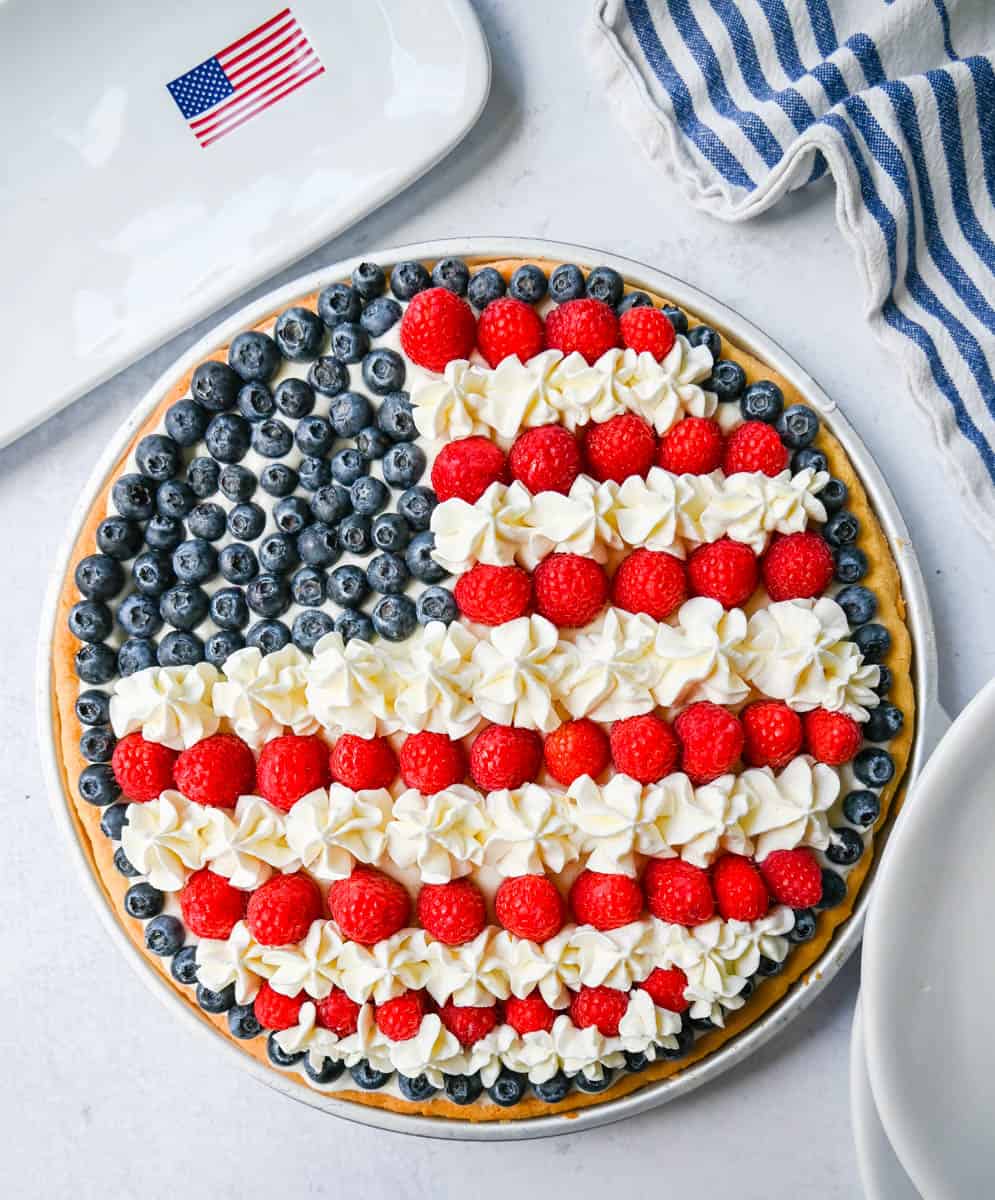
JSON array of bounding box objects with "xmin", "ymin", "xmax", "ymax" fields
[{"xmin": 4, "ymin": 3, "xmax": 990, "ymax": 1196}]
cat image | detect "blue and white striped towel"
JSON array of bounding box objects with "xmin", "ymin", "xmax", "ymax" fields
[{"xmin": 589, "ymin": 0, "xmax": 995, "ymax": 543}]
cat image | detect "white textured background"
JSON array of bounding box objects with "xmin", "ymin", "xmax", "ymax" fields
[{"xmin": 5, "ymin": 3, "xmax": 991, "ymax": 1197}]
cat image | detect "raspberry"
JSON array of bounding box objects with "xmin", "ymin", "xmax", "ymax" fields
[
  {"xmin": 612, "ymin": 547, "xmax": 687, "ymax": 621},
  {"xmin": 316, "ymin": 987, "xmax": 361, "ymax": 1038},
  {"xmin": 504, "ymin": 990, "xmax": 557, "ymax": 1035},
  {"xmin": 416, "ymin": 878, "xmax": 487, "ymax": 946},
  {"xmin": 761, "ymin": 531, "xmax": 834, "ymax": 601},
  {"xmin": 469, "ymin": 725, "xmax": 543, "ymax": 791},
  {"xmin": 509, "ymin": 424, "xmax": 582, "ymax": 495},
  {"xmin": 760, "ymin": 847, "xmax": 824, "ymax": 907},
  {"xmin": 246, "ymin": 872, "xmax": 323, "ymax": 946},
  {"xmin": 803, "ymin": 708, "xmax": 862, "ymax": 765},
  {"xmin": 569, "ymin": 986, "xmax": 628, "ymax": 1036},
  {"xmin": 674, "ymin": 701, "xmax": 744, "ymax": 784},
  {"xmin": 439, "ymin": 1001, "xmax": 498, "ymax": 1046},
  {"xmin": 544, "ymin": 298, "xmax": 620, "ymax": 364},
  {"xmin": 570, "ymin": 870, "xmax": 643, "ymax": 931},
  {"xmin": 111, "ymin": 733, "xmax": 177, "ymax": 802},
  {"xmin": 742, "ymin": 700, "xmax": 803, "ymax": 769},
  {"xmin": 330, "ymin": 734, "xmax": 398, "ymax": 790},
  {"xmin": 399, "ymin": 731, "xmax": 466, "ymax": 793},
  {"xmin": 584, "ymin": 413, "xmax": 657, "ymax": 483},
  {"xmin": 256, "ymin": 733, "xmax": 330, "ymax": 812},
  {"xmin": 253, "ymin": 982, "xmax": 304, "ymax": 1031},
  {"xmin": 494, "ymin": 874, "xmax": 565, "ymax": 942},
  {"xmin": 431, "ymin": 436, "xmax": 509, "ymax": 503},
  {"xmin": 399, "ymin": 286, "xmax": 476, "ymax": 372},
  {"xmin": 643, "ymin": 858, "xmax": 715, "ymax": 926},
  {"xmin": 657, "ymin": 417, "xmax": 724, "ymax": 475},
  {"xmin": 174, "ymin": 733, "xmax": 256, "ymax": 808},
  {"xmin": 329, "ymin": 865, "xmax": 411, "ymax": 944},
  {"xmin": 476, "ymin": 296, "xmax": 544, "ymax": 367},
  {"xmin": 723, "ymin": 420, "xmax": 789, "ymax": 477},
  {"xmin": 544, "ymin": 718, "xmax": 610, "ymax": 786},
  {"xmin": 533, "ymin": 553, "xmax": 609, "ymax": 627},
  {"xmin": 712, "ymin": 854, "xmax": 770, "ymax": 921},
  {"xmin": 610, "ymin": 713, "xmax": 679, "ymax": 784},
  {"xmin": 619, "ymin": 305, "xmax": 677, "ymax": 360},
  {"xmin": 688, "ymin": 537, "xmax": 759, "ymax": 609},
  {"xmin": 639, "ymin": 966, "xmax": 690, "ymax": 1013},
  {"xmin": 179, "ymin": 868, "xmax": 247, "ymax": 939},
  {"xmin": 454, "ymin": 562, "xmax": 531, "ymax": 625},
  {"xmin": 375, "ymin": 990, "xmax": 426, "ymax": 1041}
]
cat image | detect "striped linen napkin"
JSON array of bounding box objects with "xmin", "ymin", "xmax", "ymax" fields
[{"xmin": 589, "ymin": 0, "xmax": 995, "ymax": 543}]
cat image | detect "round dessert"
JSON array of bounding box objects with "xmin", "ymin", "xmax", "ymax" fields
[{"xmin": 48, "ymin": 252, "xmax": 915, "ymax": 1124}]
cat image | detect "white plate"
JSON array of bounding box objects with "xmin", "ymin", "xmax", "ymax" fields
[
  {"xmin": 0, "ymin": 0, "xmax": 489, "ymax": 449},
  {"xmin": 863, "ymin": 681, "xmax": 995, "ymax": 1196}
]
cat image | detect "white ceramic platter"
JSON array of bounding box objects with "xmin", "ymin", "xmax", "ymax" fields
[{"xmin": 0, "ymin": 0, "xmax": 489, "ymax": 449}]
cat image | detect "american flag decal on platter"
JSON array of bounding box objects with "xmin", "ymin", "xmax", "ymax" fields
[{"xmin": 166, "ymin": 9, "xmax": 323, "ymax": 148}]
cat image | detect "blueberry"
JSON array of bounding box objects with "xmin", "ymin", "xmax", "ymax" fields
[
  {"xmin": 267, "ymin": 1033, "xmax": 305, "ymax": 1069},
  {"xmin": 793, "ymin": 447, "xmax": 828, "ymax": 474},
  {"xmin": 69, "ymin": 599, "xmax": 112, "ymax": 643},
  {"xmin": 691, "ymin": 1016, "xmax": 715, "ymax": 1032},
  {"xmin": 211, "ymin": 587, "xmax": 250, "ymax": 630},
  {"xmin": 788, "ymin": 907, "xmax": 818, "ymax": 942},
  {"xmin": 157, "ymin": 479, "xmax": 196, "ymax": 519},
  {"xmin": 76, "ymin": 690, "xmax": 111, "ymax": 726},
  {"xmin": 701, "ymin": 359, "xmax": 744, "ymax": 403},
  {"xmin": 350, "ymin": 476, "xmax": 389, "ymax": 517},
  {"xmin": 432, "ymin": 257, "xmax": 470, "ymax": 295},
  {"xmin": 376, "ymin": 391, "xmax": 416, "ymax": 442},
  {"xmin": 617, "ymin": 291, "xmax": 652, "ymax": 316},
  {"xmin": 305, "ymin": 1056, "xmax": 345, "ymax": 1085},
  {"xmin": 80, "ymin": 726, "xmax": 115, "ymax": 763},
  {"xmin": 165, "ymin": 398, "xmax": 210, "ymax": 445},
  {"xmin": 205, "ymin": 630, "xmax": 244, "ymax": 667},
  {"xmin": 237, "ymin": 380, "xmax": 275, "ymax": 422},
  {"xmin": 390, "ymin": 260, "xmax": 430, "ymax": 300},
  {"xmin": 359, "ymin": 295, "xmax": 402, "ymax": 337},
  {"xmin": 582, "ymin": 265, "xmax": 621, "ymax": 307},
  {"xmin": 295, "ymin": 415, "xmax": 334, "ymax": 457},
  {"xmin": 272, "ymin": 378, "xmax": 315, "ymax": 421},
  {"xmin": 824, "ymin": 510, "xmax": 859, "ymax": 547},
  {"xmin": 75, "ymin": 554, "xmax": 125, "ymax": 599},
  {"xmin": 487, "ymin": 1069, "xmax": 527, "ymax": 1107},
  {"xmin": 274, "ymin": 496, "xmax": 312, "ymax": 535},
  {"xmin": 100, "ymin": 802, "xmax": 129, "ymax": 841},
  {"xmin": 229, "ymin": 331, "xmax": 280, "ymax": 382},
  {"xmin": 843, "ymin": 789, "xmax": 881, "ymax": 827},
  {"xmin": 776, "ymin": 403, "xmax": 820, "ymax": 449},
  {"xmin": 187, "ymin": 457, "xmax": 220, "ymax": 498},
  {"xmin": 854, "ymin": 747, "xmax": 895, "ymax": 787},
  {"xmin": 112, "ymin": 473, "xmax": 157, "ymax": 520},
  {"xmin": 252, "ymin": 418, "xmax": 294, "ymax": 459},
  {"xmin": 172, "ymin": 538, "xmax": 217, "ymax": 585},
  {"xmin": 819, "ymin": 478, "xmax": 849, "ymax": 513},
  {"xmin": 337, "ymin": 513, "xmax": 372, "ymax": 556},
  {"xmin": 371, "ymin": 513, "xmax": 411, "ymax": 552},
  {"xmin": 217, "ymin": 536, "xmax": 261, "ymax": 583},
  {"xmin": 352, "ymin": 261, "xmax": 386, "ymax": 299},
  {"xmin": 124, "ymin": 882, "xmax": 164, "ymax": 920},
  {"xmin": 658, "ymin": 1022, "xmax": 695, "ymax": 1060},
  {"xmin": 383, "ymin": 443, "xmax": 426, "ymax": 487},
  {"xmin": 331, "ymin": 448, "xmax": 367, "ymax": 486},
  {"xmin": 187, "ymin": 502, "xmax": 227, "ymax": 541},
  {"xmin": 818, "ymin": 869, "xmax": 847, "ymax": 909},
  {"xmin": 117, "ymin": 592, "xmax": 163, "ymax": 638},
  {"xmin": 246, "ymin": 619, "xmax": 292, "ymax": 654},
  {"xmin": 318, "ymin": 282, "xmax": 362, "ymax": 328},
  {"xmin": 740, "ymin": 380, "xmax": 784, "ymax": 424},
  {"xmin": 864, "ymin": 702, "xmax": 903, "ymax": 743},
  {"xmin": 757, "ymin": 955, "xmax": 783, "ymax": 978},
  {"xmin": 392, "ymin": 1071, "xmax": 437, "ymax": 1101},
  {"xmin": 298, "ymin": 456, "xmax": 331, "ymax": 492},
  {"xmin": 349, "ymin": 1060, "xmax": 392, "ymax": 1089},
  {"xmin": 445, "ymin": 1072, "xmax": 484, "ymax": 1104},
  {"xmin": 75, "ymin": 643, "xmax": 117, "ymax": 684},
  {"xmin": 406, "ymin": 531, "xmax": 446, "ymax": 582},
  {"xmin": 228, "ymin": 1004, "xmax": 263, "ymax": 1039},
  {"xmin": 219, "ymin": 464, "xmax": 257, "ymax": 503},
  {"xmin": 192, "ymin": 361, "xmax": 240, "ymax": 412},
  {"xmin": 356, "ymin": 425, "xmax": 391, "ymax": 461},
  {"xmin": 308, "ymin": 355, "xmax": 350, "ymax": 397},
  {"xmin": 334, "ymin": 610, "xmax": 374, "ymax": 643},
  {"xmin": 575, "ymin": 1069, "xmax": 614, "ymax": 1094},
  {"xmin": 330, "ymin": 392, "xmax": 373, "ymax": 438},
  {"xmin": 468, "ymin": 267, "xmax": 506, "ymax": 309},
  {"xmin": 259, "ymin": 532, "xmax": 299, "ymax": 574},
  {"xmin": 532, "ymin": 1073, "xmax": 572, "ymax": 1103},
  {"xmin": 663, "ymin": 305, "xmax": 689, "ymax": 336},
  {"xmin": 274, "ymin": 306, "xmax": 324, "ymax": 360},
  {"xmin": 197, "ymin": 982, "xmax": 236, "ymax": 1013},
  {"xmin": 205, "ymin": 412, "xmax": 252, "ymax": 463},
  {"xmin": 145, "ymin": 915, "xmax": 184, "ymax": 956},
  {"xmin": 118, "ymin": 638, "xmax": 158, "ymax": 675},
  {"xmin": 158, "ymin": 631, "xmax": 203, "ymax": 666},
  {"xmin": 367, "ymin": 552, "xmax": 408, "ymax": 595},
  {"xmin": 330, "ymin": 322, "xmax": 369, "ymax": 364},
  {"xmin": 328, "ymin": 564, "xmax": 370, "ymax": 608},
  {"xmin": 688, "ymin": 325, "xmax": 722, "ymax": 359},
  {"xmin": 834, "ymin": 546, "xmax": 868, "ymax": 583},
  {"xmin": 114, "ymin": 847, "xmax": 140, "ymax": 877},
  {"xmin": 835, "ymin": 585, "xmax": 876, "ymax": 626},
  {"xmin": 246, "ymin": 574, "xmax": 290, "ymax": 618},
  {"xmin": 96, "ymin": 516, "xmax": 143, "ymax": 561},
  {"xmin": 227, "ymin": 503, "xmax": 266, "ymax": 542},
  {"xmin": 260, "ymin": 463, "xmax": 299, "ymax": 498},
  {"xmin": 362, "ymin": 348, "xmax": 405, "ymax": 395},
  {"xmin": 297, "ymin": 523, "xmax": 340, "ymax": 567},
  {"xmin": 311, "ymin": 483, "xmax": 352, "ymax": 525},
  {"xmin": 372, "ymin": 594, "xmax": 417, "ymax": 641},
  {"xmin": 145, "ymin": 515, "xmax": 184, "ymax": 552},
  {"xmin": 291, "ymin": 566, "xmax": 326, "ymax": 607},
  {"xmin": 623, "ymin": 1050, "xmax": 650, "ymax": 1072},
  {"xmin": 171, "ymin": 945, "xmax": 199, "ymax": 985},
  {"xmin": 827, "ymin": 826, "xmax": 864, "ymax": 867},
  {"xmin": 160, "ymin": 584, "xmax": 209, "ymax": 630},
  {"xmin": 852, "ymin": 623, "xmax": 890, "ymax": 663},
  {"xmin": 135, "ymin": 434, "xmax": 180, "ymax": 482},
  {"xmin": 78, "ymin": 764, "xmax": 119, "ymax": 806}
]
